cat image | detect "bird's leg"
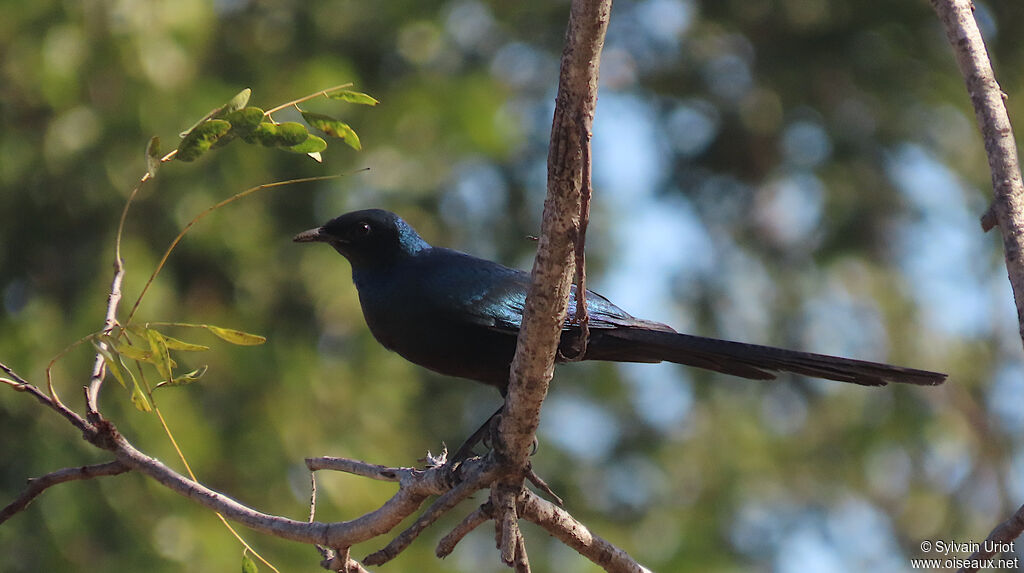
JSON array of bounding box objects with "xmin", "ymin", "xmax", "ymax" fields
[
  {"xmin": 450, "ymin": 403, "xmax": 540, "ymax": 467},
  {"xmin": 450, "ymin": 405, "xmax": 504, "ymax": 464},
  {"xmin": 480, "ymin": 419, "xmax": 538, "ymax": 456}
]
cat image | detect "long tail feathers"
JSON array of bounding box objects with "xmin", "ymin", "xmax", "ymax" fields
[{"xmin": 587, "ymin": 328, "xmax": 947, "ymax": 387}]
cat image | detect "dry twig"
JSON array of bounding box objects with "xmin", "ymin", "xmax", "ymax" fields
[{"xmin": 0, "ymin": 461, "xmax": 129, "ymax": 524}]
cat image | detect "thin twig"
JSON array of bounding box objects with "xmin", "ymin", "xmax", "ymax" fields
[
  {"xmin": 520, "ymin": 490, "xmax": 649, "ymax": 573},
  {"xmin": 492, "ymin": 484, "xmax": 522, "ymax": 565},
  {"xmin": 1, "ymin": 363, "xmax": 93, "ymax": 436},
  {"xmin": 0, "ymin": 461, "xmax": 129, "ymax": 524},
  {"xmin": 123, "ymin": 175, "xmax": 339, "ymax": 328},
  {"xmin": 362, "ymin": 460, "xmax": 499, "ymax": 566},
  {"xmin": 436, "ymin": 502, "xmax": 493, "ymax": 558},
  {"xmin": 513, "ymin": 532, "xmax": 531, "ymax": 573},
  {"xmin": 310, "ymin": 471, "xmax": 319, "ymax": 523},
  {"xmin": 526, "ymin": 466, "xmax": 564, "ymax": 506},
  {"xmin": 86, "ymin": 178, "xmax": 145, "ymax": 418},
  {"xmin": 263, "ymin": 83, "xmax": 355, "ymax": 118},
  {"xmin": 306, "ymin": 457, "xmax": 403, "ymax": 482},
  {"xmin": 0, "ymin": 362, "xmax": 28, "ymax": 385},
  {"xmin": 569, "ymin": 109, "xmax": 593, "ymax": 360}
]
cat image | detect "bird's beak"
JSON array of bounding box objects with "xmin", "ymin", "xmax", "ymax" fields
[{"xmin": 293, "ymin": 227, "xmax": 327, "ymax": 243}]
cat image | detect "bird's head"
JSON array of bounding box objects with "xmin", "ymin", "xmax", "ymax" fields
[{"xmin": 293, "ymin": 209, "xmax": 430, "ymax": 267}]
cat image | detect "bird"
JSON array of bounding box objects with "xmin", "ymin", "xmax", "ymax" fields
[{"xmin": 293, "ymin": 209, "xmax": 947, "ymax": 392}]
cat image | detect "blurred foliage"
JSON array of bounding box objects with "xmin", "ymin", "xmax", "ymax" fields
[{"xmin": 3, "ymin": 0, "xmax": 1024, "ymax": 571}]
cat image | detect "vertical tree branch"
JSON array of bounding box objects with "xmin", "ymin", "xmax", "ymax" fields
[
  {"xmin": 930, "ymin": 0, "xmax": 1024, "ymax": 347},
  {"xmin": 497, "ymin": 0, "xmax": 612, "ymax": 471},
  {"xmin": 931, "ymin": 2, "xmax": 1024, "ymax": 570}
]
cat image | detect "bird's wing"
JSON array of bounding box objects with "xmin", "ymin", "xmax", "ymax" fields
[{"xmin": 418, "ymin": 249, "xmax": 669, "ymax": 333}]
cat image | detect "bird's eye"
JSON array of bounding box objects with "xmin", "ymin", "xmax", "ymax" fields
[{"xmin": 349, "ymin": 222, "xmax": 372, "ymax": 240}]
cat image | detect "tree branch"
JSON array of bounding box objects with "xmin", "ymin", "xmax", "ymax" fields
[
  {"xmin": 498, "ymin": 0, "xmax": 611, "ymax": 485},
  {"xmin": 2, "ymin": 2, "xmax": 652, "ymax": 569},
  {"xmin": 930, "ymin": 0, "xmax": 1024, "ymax": 348},
  {"xmin": 520, "ymin": 490, "xmax": 650, "ymax": 573},
  {"xmin": 0, "ymin": 461, "xmax": 129, "ymax": 524},
  {"xmin": 361, "ymin": 457, "xmax": 499, "ymax": 565},
  {"xmin": 956, "ymin": 503, "xmax": 1024, "ymax": 573},
  {"xmin": 436, "ymin": 502, "xmax": 492, "ymax": 558},
  {"xmin": 1, "ymin": 362, "xmax": 94, "ymax": 437},
  {"xmin": 930, "ymin": 3, "xmax": 1024, "ymax": 569}
]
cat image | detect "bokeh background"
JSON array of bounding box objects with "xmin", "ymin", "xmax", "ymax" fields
[{"xmin": 3, "ymin": 0, "xmax": 1024, "ymax": 571}]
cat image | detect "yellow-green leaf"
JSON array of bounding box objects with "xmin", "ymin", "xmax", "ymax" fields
[
  {"xmin": 328, "ymin": 90, "xmax": 379, "ymax": 106},
  {"xmin": 125, "ymin": 324, "xmax": 148, "ymax": 337},
  {"xmin": 159, "ymin": 334, "xmax": 210, "ymax": 352},
  {"xmin": 300, "ymin": 112, "xmax": 362, "ymax": 151},
  {"xmin": 304, "ymin": 112, "xmax": 360, "ymax": 150},
  {"xmin": 130, "ymin": 379, "xmax": 153, "ymax": 412},
  {"xmin": 117, "ymin": 343, "xmax": 154, "ymax": 363},
  {"xmin": 156, "ymin": 365, "xmax": 208, "ymax": 389},
  {"xmin": 176, "ymin": 119, "xmax": 232, "ymax": 162},
  {"xmin": 146, "ymin": 329, "xmax": 173, "ymax": 380},
  {"xmin": 338, "ymin": 124, "xmax": 361, "ymax": 150},
  {"xmin": 206, "ymin": 326, "xmax": 266, "ymax": 346},
  {"xmin": 287, "ymin": 134, "xmax": 327, "ymax": 154},
  {"xmin": 241, "ymin": 553, "xmax": 258, "ymax": 573},
  {"xmin": 94, "ymin": 343, "xmax": 129, "ymax": 389}
]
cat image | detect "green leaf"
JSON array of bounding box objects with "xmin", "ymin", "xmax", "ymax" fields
[
  {"xmin": 243, "ymin": 122, "xmax": 310, "ymax": 147},
  {"xmin": 301, "ymin": 112, "xmax": 361, "ymax": 150},
  {"xmin": 328, "ymin": 90, "xmax": 379, "ymax": 106},
  {"xmin": 287, "ymin": 134, "xmax": 328, "ymax": 154},
  {"xmin": 206, "ymin": 326, "xmax": 267, "ymax": 346},
  {"xmin": 146, "ymin": 136, "xmax": 162, "ymax": 178},
  {"xmin": 158, "ymin": 334, "xmax": 210, "ymax": 352},
  {"xmin": 241, "ymin": 553, "xmax": 258, "ymax": 573},
  {"xmin": 130, "ymin": 379, "xmax": 153, "ymax": 412},
  {"xmin": 146, "ymin": 329, "xmax": 174, "ymax": 381},
  {"xmin": 125, "ymin": 324, "xmax": 148, "ymax": 337},
  {"xmin": 178, "ymin": 88, "xmax": 253, "ymax": 138},
  {"xmin": 273, "ymin": 122, "xmax": 310, "ymax": 146},
  {"xmin": 337, "ymin": 124, "xmax": 361, "ymax": 150},
  {"xmin": 117, "ymin": 343, "xmax": 154, "ymax": 363},
  {"xmin": 223, "ymin": 107, "xmax": 265, "ymax": 137},
  {"xmin": 156, "ymin": 365, "xmax": 208, "ymax": 389},
  {"xmin": 94, "ymin": 342, "xmax": 129, "ymax": 389},
  {"xmin": 176, "ymin": 119, "xmax": 231, "ymax": 162},
  {"xmin": 241, "ymin": 122, "xmax": 275, "ymax": 146},
  {"xmin": 222, "ymin": 88, "xmax": 252, "ymax": 115}
]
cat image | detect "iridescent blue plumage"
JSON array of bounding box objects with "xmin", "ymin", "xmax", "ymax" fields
[{"xmin": 294, "ymin": 209, "xmax": 947, "ymax": 391}]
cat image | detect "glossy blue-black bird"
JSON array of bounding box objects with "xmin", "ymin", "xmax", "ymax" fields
[{"xmin": 294, "ymin": 209, "xmax": 946, "ymax": 391}]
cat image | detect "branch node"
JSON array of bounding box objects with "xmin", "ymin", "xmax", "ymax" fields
[{"xmin": 981, "ymin": 203, "xmax": 998, "ymax": 231}]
